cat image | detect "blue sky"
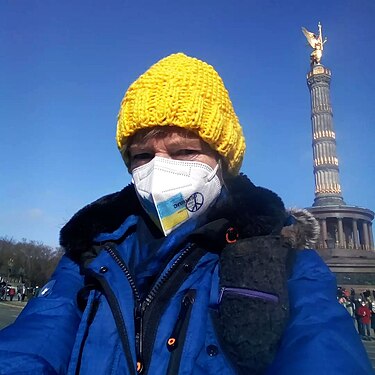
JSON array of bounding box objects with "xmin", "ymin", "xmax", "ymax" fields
[{"xmin": 1, "ymin": 0, "xmax": 374, "ymax": 247}]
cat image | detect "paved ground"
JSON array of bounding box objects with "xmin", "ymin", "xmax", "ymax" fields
[
  {"xmin": 362, "ymin": 338, "xmax": 375, "ymax": 372},
  {"xmin": 0, "ymin": 300, "xmax": 26, "ymax": 329}
]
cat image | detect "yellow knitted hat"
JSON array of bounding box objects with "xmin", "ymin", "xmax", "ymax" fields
[{"xmin": 116, "ymin": 53, "xmax": 246, "ymax": 175}]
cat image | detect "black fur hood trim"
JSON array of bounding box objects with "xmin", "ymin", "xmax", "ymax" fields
[{"xmin": 60, "ymin": 174, "xmax": 287, "ymax": 261}]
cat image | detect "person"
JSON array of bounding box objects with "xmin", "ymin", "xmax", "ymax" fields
[
  {"xmin": 371, "ymin": 301, "xmax": 375, "ymax": 336},
  {"xmin": 0, "ymin": 53, "xmax": 373, "ymax": 374},
  {"xmin": 344, "ymin": 298, "xmax": 356, "ymax": 323},
  {"xmin": 21, "ymin": 284, "xmax": 26, "ymax": 302},
  {"xmin": 357, "ymin": 301, "xmax": 372, "ymax": 340},
  {"xmin": 343, "ymin": 288, "xmax": 350, "ymax": 299},
  {"xmin": 8, "ymin": 287, "xmax": 15, "ymax": 302},
  {"xmin": 0, "ymin": 284, "xmax": 5, "ymax": 301},
  {"xmin": 355, "ymin": 298, "xmax": 364, "ymax": 334}
]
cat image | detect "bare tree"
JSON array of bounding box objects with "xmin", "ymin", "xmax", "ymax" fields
[{"xmin": 0, "ymin": 238, "xmax": 64, "ymax": 287}]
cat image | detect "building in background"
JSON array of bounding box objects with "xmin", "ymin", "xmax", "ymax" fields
[{"xmin": 302, "ymin": 23, "xmax": 375, "ymax": 287}]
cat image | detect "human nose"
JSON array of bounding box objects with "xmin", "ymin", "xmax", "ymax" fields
[{"xmin": 154, "ymin": 152, "xmax": 172, "ymax": 159}]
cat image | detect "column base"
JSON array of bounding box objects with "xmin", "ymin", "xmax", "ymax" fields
[{"xmin": 313, "ymin": 195, "xmax": 346, "ymax": 207}]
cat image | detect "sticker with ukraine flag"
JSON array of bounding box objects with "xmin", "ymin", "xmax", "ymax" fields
[{"xmin": 156, "ymin": 193, "xmax": 189, "ymax": 232}]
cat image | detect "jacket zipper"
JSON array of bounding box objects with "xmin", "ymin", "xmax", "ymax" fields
[
  {"xmin": 104, "ymin": 242, "xmax": 196, "ymax": 374},
  {"xmin": 166, "ymin": 290, "xmax": 196, "ymax": 375},
  {"xmin": 166, "ymin": 289, "xmax": 196, "ymax": 352}
]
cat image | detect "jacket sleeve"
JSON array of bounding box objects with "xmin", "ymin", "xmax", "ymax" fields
[
  {"xmin": 0, "ymin": 255, "xmax": 84, "ymax": 375},
  {"xmin": 267, "ymin": 249, "xmax": 374, "ymax": 375}
]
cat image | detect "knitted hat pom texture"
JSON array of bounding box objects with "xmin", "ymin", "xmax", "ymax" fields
[{"xmin": 116, "ymin": 53, "xmax": 246, "ymax": 175}]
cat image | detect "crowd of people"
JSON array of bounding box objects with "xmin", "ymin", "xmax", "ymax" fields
[
  {"xmin": 0, "ymin": 283, "xmax": 27, "ymax": 302},
  {"xmin": 338, "ymin": 287, "xmax": 375, "ymax": 341}
]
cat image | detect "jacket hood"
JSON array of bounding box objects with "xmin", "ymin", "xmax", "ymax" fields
[
  {"xmin": 281, "ymin": 208, "xmax": 320, "ymax": 249},
  {"xmin": 60, "ymin": 174, "xmax": 318, "ymax": 261}
]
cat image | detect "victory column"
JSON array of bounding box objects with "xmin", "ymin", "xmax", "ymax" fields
[{"xmin": 302, "ymin": 23, "xmax": 375, "ymax": 286}]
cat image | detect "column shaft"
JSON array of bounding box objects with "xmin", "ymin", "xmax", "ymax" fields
[
  {"xmin": 337, "ymin": 218, "xmax": 345, "ymax": 247},
  {"xmin": 320, "ymin": 219, "xmax": 328, "ymax": 248},
  {"xmin": 362, "ymin": 221, "xmax": 370, "ymax": 250},
  {"xmin": 369, "ymin": 223, "xmax": 374, "ymax": 250},
  {"xmin": 352, "ymin": 219, "xmax": 359, "ymax": 249}
]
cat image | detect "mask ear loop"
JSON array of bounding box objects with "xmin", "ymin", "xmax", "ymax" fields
[{"xmin": 207, "ymin": 162, "xmax": 220, "ymax": 182}]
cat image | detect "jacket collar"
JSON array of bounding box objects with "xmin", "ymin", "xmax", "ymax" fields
[{"xmin": 60, "ymin": 174, "xmax": 287, "ymax": 262}]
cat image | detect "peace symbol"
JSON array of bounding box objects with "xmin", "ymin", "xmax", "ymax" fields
[{"xmin": 186, "ymin": 192, "xmax": 204, "ymax": 212}]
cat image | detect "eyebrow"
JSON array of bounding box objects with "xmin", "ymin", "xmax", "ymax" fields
[
  {"xmin": 166, "ymin": 137, "xmax": 202, "ymax": 148},
  {"xmin": 129, "ymin": 135, "xmax": 203, "ymax": 152}
]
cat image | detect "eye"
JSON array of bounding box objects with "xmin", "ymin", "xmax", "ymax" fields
[
  {"xmin": 132, "ymin": 152, "xmax": 153, "ymax": 161},
  {"xmin": 130, "ymin": 152, "xmax": 154, "ymax": 169}
]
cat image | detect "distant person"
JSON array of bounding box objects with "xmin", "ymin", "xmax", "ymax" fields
[
  {"xmin": 364, "ymin": 289, "xmax": 371, "ymax": 300},
  {"xmin": 33, "ymin": 286, "xmax": 40, "ymax": 298},
  {"xmin": 371, "ymin": 302, "xmax": 375, "ymax": 336},
  {"xmin": 339, "ymin": 297, "xmax": 356, "ymax": 324},
  {"xmin": 0, "ymin": 53, "xmax": 373, "ymax": 374},
  {"xmin": 8, "ymin": 288, "xmax": 15, "ymax": 302},
  {"xmin": 355, "ymin": 298, "xmax": 364, "ymax": 334},
  {"xmin": 357, "ymin": 301, "xmax": 372, "ymax": 339},
  {"xmin": 21, "ymin": 285, "xmax": 26, "ymax": 302},
  {"xmin": 343, "ymin": 288, "xmax": 350, "ymax": 298}
]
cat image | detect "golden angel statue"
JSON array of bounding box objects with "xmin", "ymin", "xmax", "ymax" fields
[{"xmin": 302, "ymin": 22, "xmax": 327, "ymax": 66}]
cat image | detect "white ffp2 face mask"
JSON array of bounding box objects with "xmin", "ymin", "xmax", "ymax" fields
[{"xmin": 132, "ymin": 156, "xmax": 222, "ymax": 236}]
